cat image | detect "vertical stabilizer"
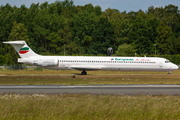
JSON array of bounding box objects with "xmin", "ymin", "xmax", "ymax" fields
[{"xmin": 3, "ymin": 41, "xmax": 40, "ymax": 58}]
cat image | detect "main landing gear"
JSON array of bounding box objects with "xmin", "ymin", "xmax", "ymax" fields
[{"xmin": 81, "ymin": 70, "xmax": 87, "ymax": 75}]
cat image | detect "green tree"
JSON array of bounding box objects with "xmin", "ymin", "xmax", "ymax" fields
[
  {"xmin": 71, "ymin": 11, "xmax": 96, "ymax": 54},
  {"xmin": 4, "ymin": 53, "xmax": 14, "ymax": 65},
  {"xmin": 82, "ymin": 35, "xmax": 92, "ymax": 53},
  {"xmin": 90, "ymin": 17, "xmax": 116, "ymax": 54},
  {"xmin": 147, "ymin": 4, "xmax": 179, "ymax": 30},
  {"xmin": 156, "ymin": 22, "xmax": 173, "ymax": 54},
  {"xmin": 85, "ymin": 3, "xmax": 94, "ymax": 14},
  {"xmin": 173, "ymin": 36, "xmax": 180, "ymax": 54},
  {"xmin": 94, "ymin": 5, "xmax": 102, "ymax": 16},
  {"xmin": 46, "ymin": 32, "xmax": 62, "ymax": 54},
  {"xmin": 115, "ymin": 44, "xmax": 136, "ymax": 56},
  {"xmin": 8, "ymin": 21, "xmax": 29, "ymax": 42},
  {"xmin": 0, "ymin": 55, "xmax": 5, "ymax": 65},
  {"xmin": 128, "ymin": 12, "xmax": 159, "ymax": 54},
  {"xmin": 173, "ymin": 24, "xmax": 180, "ymax": 54},
  {"xmin": 103, "ymin": 8, "xmax": 114, "ymax": 21},
  {"xmin": 163, "ymin": 4, "xmax": 179, "ymax": 29},
  {"xmin": 117, "ymin": 19, "xmax": 132, "ymax": 45},
  {"xmin": 66, "ymin": 42, "xmax": 79, "ymax": 55}
]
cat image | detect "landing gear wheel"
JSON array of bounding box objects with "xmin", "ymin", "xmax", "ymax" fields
[
  {"xmin": 168, "ymin": 71, "xmax": 171, "ymax": 75},
  {"xmin": 81, "ymin": 71, "xmax": 87, "ymax": 75}
]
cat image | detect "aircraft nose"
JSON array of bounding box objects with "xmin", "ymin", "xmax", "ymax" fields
[{"xmin": 173, "ymin": 64, "xmax": 179, "ymax": 70}]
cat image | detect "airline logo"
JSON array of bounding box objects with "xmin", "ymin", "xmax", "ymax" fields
[
  {"xmin": 111, "ymin": 58, "xmax": 114, "ymax": 61},
  {"xmin": 115, "ymin": 58, "xmax": 134, "ymax": 61},
  {"xmin": 19, "ymin": 47, "xmax": 29, "ymax": 54}
]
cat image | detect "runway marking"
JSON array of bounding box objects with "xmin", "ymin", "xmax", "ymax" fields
[{"xmin": 0, "ymin": 85, "xmax": 180, "ymax": 88}]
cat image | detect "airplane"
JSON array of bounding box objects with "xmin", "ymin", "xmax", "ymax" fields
[{"xmin": 3, "ymin": 41, "xmax": 179, "ymax": 75}]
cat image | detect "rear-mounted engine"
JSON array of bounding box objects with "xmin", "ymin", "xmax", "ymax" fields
[{"xmin": 33, "ymin": 59, "xmax": 59, "ymax": 66}]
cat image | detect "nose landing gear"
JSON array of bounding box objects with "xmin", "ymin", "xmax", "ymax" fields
[
  {"xmin": 81, "ymin": 70, "xmax": 87, "ymax": 75},
  {"xmin": 168, "ymin": 71, "xmax": 171, "ymax": 75}
]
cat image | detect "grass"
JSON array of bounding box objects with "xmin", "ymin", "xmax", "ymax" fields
[
  {"xmin": 0, "ymin": 94, "xmax": 180, "ymax": 119},
  {"xmin": 0, "ymin": 69, "xmax": 180, "ymax": 119},
  {"xmin": 0, "ymin": 68, "xmax": 180, "ymax": 75},
  {"xmin": 0, "ymin": 74, "xmax": 180, "ymax": 85},
  {"xmin": 0, "ymin": 69, "xmax": 180, "ymax": 85}
]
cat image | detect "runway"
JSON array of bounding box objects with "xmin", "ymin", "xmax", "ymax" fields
[{"xmin": 0, "ymin": 85, "xmax": 180, "ymax": 95}]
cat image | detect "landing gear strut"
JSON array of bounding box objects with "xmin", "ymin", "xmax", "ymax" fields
[
  {"xmin": 168, "ymin": 71, "xmax": 171, "ymax": 75},
  {"xmin": 81, "ymin": 70, "xmax": 87, "ymax": 75}
]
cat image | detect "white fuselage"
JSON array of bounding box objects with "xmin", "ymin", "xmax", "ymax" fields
[
  {"xmin": 18, "ymin": 56, "xmax": 178, "ymax": 72},
  {"xmin": 4, "ymin": 41, "xmax": 178, "ymax": 74}
]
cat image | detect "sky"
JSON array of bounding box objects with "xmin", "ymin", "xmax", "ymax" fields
[{"xmin": 1, "ymin": 0, "xmax": 180, "ymax": 12}]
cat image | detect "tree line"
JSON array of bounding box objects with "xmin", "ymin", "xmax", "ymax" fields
[{"xmin": 0, "ymin": 0, "xmax": 180, "ymax": 65}]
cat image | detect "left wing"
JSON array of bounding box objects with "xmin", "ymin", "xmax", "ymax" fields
[{"xmin": 70, "ymin": 65, "xmax": 102, "ymax": 71}]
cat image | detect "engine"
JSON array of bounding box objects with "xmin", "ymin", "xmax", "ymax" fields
[{"xmin": 33, "ymin": 59, "xmax": 59, "ymax": 66}]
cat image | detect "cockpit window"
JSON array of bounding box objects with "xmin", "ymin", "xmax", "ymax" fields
[{"xmin": 165, "ymin": 60, "xmax": 169, "ymax": 63}]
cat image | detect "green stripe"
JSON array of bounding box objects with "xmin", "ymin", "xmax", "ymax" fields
[{"xmin": 20, "ymin": 47, "xmax": 29, "ymax": 51}]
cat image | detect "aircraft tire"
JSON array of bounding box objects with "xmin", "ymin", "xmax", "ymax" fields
[{"xmin": 81, "ymin": 71, "xmax": 87, "ymax": 75}]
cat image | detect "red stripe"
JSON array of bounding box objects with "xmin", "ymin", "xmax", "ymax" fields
[{"xmin": 19, "ymin": 50, "xmax": 29, "ymax": 54}]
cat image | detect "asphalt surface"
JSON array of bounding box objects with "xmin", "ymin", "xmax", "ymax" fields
[{"xmin": 0, "ymin": 85, "xmax": 180, "ymax": 95}]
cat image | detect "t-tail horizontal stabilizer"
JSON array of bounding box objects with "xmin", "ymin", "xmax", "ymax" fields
[{"xmin": 3, "ymin": 41, "xmax": 40, "ymax": 58}]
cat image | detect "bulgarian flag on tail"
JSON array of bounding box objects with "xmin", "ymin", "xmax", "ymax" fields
[{"xmin": 19, "ymin": 47, "xmax": 29, "ymax": 54}]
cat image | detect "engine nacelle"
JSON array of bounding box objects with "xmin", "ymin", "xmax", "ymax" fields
[{"xmin": 33, "ymin": 59, "xmax": 59, "ymax": 66}]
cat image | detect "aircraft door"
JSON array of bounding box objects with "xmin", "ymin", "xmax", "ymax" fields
[
  {"xmin": 59, "ymin": 60, "xmax": 66, "ymax": 69},
  {"xmin": 159, "ymin": 61, "xmax": 163, "ymax": 67}
]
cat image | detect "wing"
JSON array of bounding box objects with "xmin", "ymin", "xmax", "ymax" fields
[{"xmin": 70, "ymin": 65, "xmax": 102, "ymax": 71}]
